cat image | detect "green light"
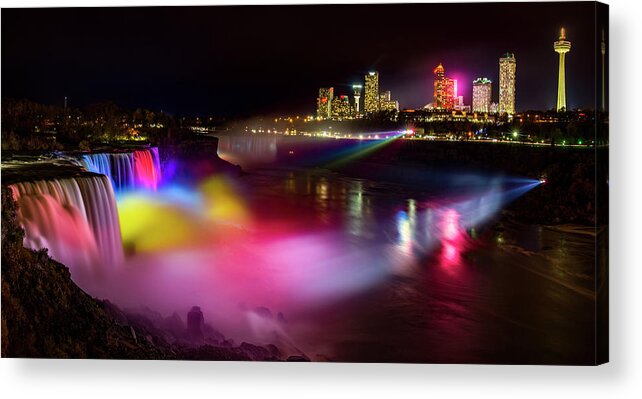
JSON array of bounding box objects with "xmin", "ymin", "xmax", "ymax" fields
[
  {"xmin": 513, "ymin": 131, "xmax": 518, "ymax": 138},
  {"xmin": 326, "ymin": 134, "xmax": 402, "ymax": 168}
]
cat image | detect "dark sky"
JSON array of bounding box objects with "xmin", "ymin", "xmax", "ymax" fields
[{"xmin": 2, "ymin": 2, "xmax": 603, "ymax": 116}]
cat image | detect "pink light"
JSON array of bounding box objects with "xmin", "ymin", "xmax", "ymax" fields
[
  {"xmin": 133, "ymin": 150, "xmax": 161, "ymax": 190},
  {"xmin": 437, "ymin": 208, "xmax": 464, "ymax": 270},
  {"xmin": 441, "ymin": 208, "xmax": 460, "ymax": 240}
]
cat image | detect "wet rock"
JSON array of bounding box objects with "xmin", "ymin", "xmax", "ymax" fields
[
  {"xmin": 203, "ymin": 323, "xmax": 225, "ymax": 343},
  {"xmin": 239, "ymin": 342, "xmax": 280, "ymax": 361},
  {"xmin": 187, "ymin": 306, "xmax": 205, "ymax": 343}
]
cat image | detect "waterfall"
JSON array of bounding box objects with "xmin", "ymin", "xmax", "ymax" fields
[
  {"xmin": 9, "ymin": 174, "xmax": 124, "ymax": 277},
  {"xmin": 5, "ymin": 147, "xmax": 162, "ymax": 278},
  {"xmin": 133, "ymin": 147, "xmax": 162, "ymax": 190},
  {"xmin": 80, "ymin": 147, "xmax": 161, "ymax": 192}
]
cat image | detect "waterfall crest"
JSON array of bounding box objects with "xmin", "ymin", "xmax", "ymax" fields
[{"xmin": 81, "ymin": 147, "xmax": 162, "ymax": 192}]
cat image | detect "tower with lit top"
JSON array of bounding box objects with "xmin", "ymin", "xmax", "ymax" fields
[
  {"xmin": 352, "ymin": 84, "xmax": 363, "ymax": 116},
  {"xmin": 554, "ymin": 27, "xmax": 571, "ymax": 111}
]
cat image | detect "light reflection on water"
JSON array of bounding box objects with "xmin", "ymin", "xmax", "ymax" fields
[
  {"xmin": 101, "ymin": 136, "xmax": 599, "ymax": 364},
  {"xmin": 234, "ymin": 168, "xmax": 596, "ymax": 363}
]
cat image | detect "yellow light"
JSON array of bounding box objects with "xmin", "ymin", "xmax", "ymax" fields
[
  {"xmin": 199, "ymin": 176, "xmax": 249, "ymax": 224},
  {"xmin": 118, "ymin": 195, "xmax": 196, "ymax": 252}
]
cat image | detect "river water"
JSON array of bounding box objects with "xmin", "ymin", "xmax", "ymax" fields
[
  {"xmin": 96, "ymin": 135, "xmax": 600, "ymax": 364},
  {"xmin": 207, "ymin": 135, "xmax": 600, "ymax": 364}
]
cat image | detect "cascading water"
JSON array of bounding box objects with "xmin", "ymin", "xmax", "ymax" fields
[
  {"xmin": 5, "ymin": 147, "xmax": 161, "ymax": 281},
  {"xmin": 133, "ymin": 147, "xmax": 162, "ymax": 190},
  {"xmin": 9, "ymin": 174, "xmax": 124, "ymax": 280},
  {"xmin": 80, "ymin": 147, "xmax": 162, "ymax": 192}
]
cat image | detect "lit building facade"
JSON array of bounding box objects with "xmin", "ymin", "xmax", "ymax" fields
[
  {"xmin": 433, "ymin": 63, "xmax": 457, "ymax": 110},
  {"xmin": 433, "ymin": 63, "xmax": 447, "ymax": 109},
  {"xmin": 472, "ymin": 78, "xmax": 492, "ymax": 113},
  {"xmin": 378, "ymin": 90, "xmax": 399, "ymax": 112},
  {"xmin": 499, "ymin": 53, "xmax": 516, "ymax": 115},
  {"xmin": 364, "ymin": 71, "xmax": 380, "ymax": 114},
  {"xmin": 317, "ymin": 87, "xmax": 334, "ymax": 120},
  {"xmin": 445, "ymin": 78, "xmax": 457, "ymax": 109},
  {"xmin": 331, "ymin": 95, "xmax": 352, "ymax": 119},
  {"xmin": 454, "ymin": 95, "xmax": 469, "ymax": 112},
  {"xmin": 554, "ymin": 28, "xmax": 571, "ymax": 111}
]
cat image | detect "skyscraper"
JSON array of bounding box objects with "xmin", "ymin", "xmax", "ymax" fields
[
  {"xmin": 364, "ymin": 71, "xmax": 379, "ymax": 114},
  {"xmin": 433, "ymin": 63, "xmax": 447, "ymax": 109},
  {"xmin": 472, "ymin": 78, "xmax": 492, "ymax": 113},
  {"xmin": 352, "ymin": 84, "xmax": 363, "ymax": 115},
  {"xmin": 554, "ymin": 28, "xmax": 571, "ymax": 111},
  {"xmin": 445, "ymin": 78, "xmax": 457, "ymax": 109},
  {"xmin": 433, "ymin": 63, "xmax": 456, "ymax": 110},
  {"xmin": 331, "ymin": 95, "xmax": 352, "ymax": 119},
  {"xmin": 499, "ymin": 53, "xmax": 516, "ymax": 115},
  {"xmin": 317, "ymin": 87, "xmax": 334, "ymax": 120}
]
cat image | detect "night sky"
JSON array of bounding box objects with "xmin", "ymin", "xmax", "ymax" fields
[{"xmin": 2, "ymin": 2, "xmax": 603, "ymax": 117}]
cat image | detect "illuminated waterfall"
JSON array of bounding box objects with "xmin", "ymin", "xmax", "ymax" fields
[
  {"xmin": 81, "ymin": 147, "xmax": 161, "ymax": 192},
  {"xmin": 133, "ymin": 148, "xmax": 162, "ymax": 190},
  {"xmin": 9, "ymin": 174, "xmax": 124, "ymax": 275}
]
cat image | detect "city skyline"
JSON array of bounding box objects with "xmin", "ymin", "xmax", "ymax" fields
[{"xmin": 2, "ymin": 3, "xmax": 604, "ymax": 116}]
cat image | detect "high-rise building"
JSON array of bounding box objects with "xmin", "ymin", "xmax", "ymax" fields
[
  {"xmin": 445, "ymin": 78, "xmax": 457, "ymax": 109},
  {"xmin": 433, "ymin": 64, "xmax": 457, "ymax": 110},
  {"xmin": 472, "ymin": 78, "xmax": 492, "ymax": 113},
  {"xmin": 352, "ymin": 84, "xmax": 363, "ymax": 115},
  {"xmin": 364, "ymin": 71, "xmax": 380, "ymax": 114},
  {"xmin": 499, "ymin": 53, "xmax": 516, "ymax": 115},
  {"xmin": 317, "ymin": 87, "xmax": 334, "ymax": 120},
  {"xmin": 331, "ymin": 95, "xmax": 352, "ymax": 119},
  {"xmin": 554, "ymin": 28, "xmax": 571, "ymax": 111},
  {"xmin": 433, "ymin": 63, "xmax": 447, "ymax": 109}
]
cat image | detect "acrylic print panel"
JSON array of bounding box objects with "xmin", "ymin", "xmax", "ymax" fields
[{"xmin": 0, "ymin": 1, "xmax": 608, "ymax": 365}]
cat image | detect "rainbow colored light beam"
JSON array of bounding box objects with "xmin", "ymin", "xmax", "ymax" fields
[{"xmin": 323, "ymin": 131, "xmax": 405, "ymax": 168}]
